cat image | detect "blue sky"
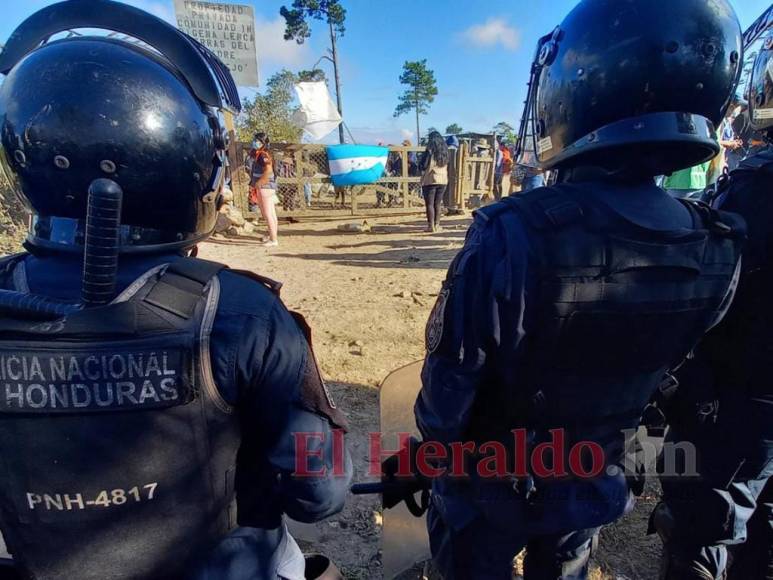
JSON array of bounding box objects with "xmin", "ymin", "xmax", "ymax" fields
[{"xmin": 0, "ymin": 0, "xmax": 769, "ymax": 144}]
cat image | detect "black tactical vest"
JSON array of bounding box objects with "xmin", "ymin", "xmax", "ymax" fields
[
  {"xmin": 703, "ymin": 148, "xmax": 773, "ymax": 399},
  {"xmin": 0, "ymin": 258, "xmax": 241, "ymax": 580},
  {"xmin": 470, "ymin": 184, "xmax": 745, "ymax": 461}
]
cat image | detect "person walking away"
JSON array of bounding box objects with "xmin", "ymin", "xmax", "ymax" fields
[
  {"xmin": 0, "ymin": 4, "xmax": 351, "ymax": 579},
  {"xmin": 650, "ymin": 42, "xmax": 773, "ymax": 580},
  {"xmin": 663, "ymin": 159, "xmax": 711, "ymax": 198},
  {"xmin": 413, "ymin": 1, "xmax": 744, "ymax": 577},
  {"xmin": 419, "ymin": 131, "xmax": 449, "ymax": 233},
  {"xmin": 249, "ymin": 132, "xmax": 280, "ymax": 246},
  {"xmin": 493, "ymin": 136, "xmax": 513, "ymax": 199}
]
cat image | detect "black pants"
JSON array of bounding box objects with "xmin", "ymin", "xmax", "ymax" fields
[{"xmin": 423, "ymin": 185, "xmax": 446, "ymax": 227}]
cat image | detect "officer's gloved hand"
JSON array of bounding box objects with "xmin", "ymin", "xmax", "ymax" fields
[
  {"xmin": 642, "ymin": 372, "xmax": 680, "ymax": 437},
  {"xmin": 380, "ymin": 437, "xmax": 431, "ymax": 516}
]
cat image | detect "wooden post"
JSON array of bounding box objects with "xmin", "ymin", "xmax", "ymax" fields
[
  {"xmin": 294, "ymin": 149, "xmax": 304, "ymax": 210},
  {"xmin": 227, "ymin": 136, "xmax": 240, "ymax": 209},
  {"xmin": 449, "ymin": 146, "xmax": 456, "ymax": 208},
  {"xmin": 235, "ymin": 140, "xmax": 251, "ymax": 214},
  {"xmin": 403, "ymin": 148, "xmax": 410, "ymax": 209},
  {"xmin": 458, "ymin": 142, "xmax": 468, "ymax": 208}
]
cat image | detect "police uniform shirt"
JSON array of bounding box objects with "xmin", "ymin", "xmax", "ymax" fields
[{"xmin": 2, "ymin": 251, "xmax": 352, "ymax": 533}]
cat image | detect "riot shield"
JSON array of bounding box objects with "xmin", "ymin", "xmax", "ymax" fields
[{"xmin": 378, "ymin": 360, "xmax": 431, "ymax": 579}]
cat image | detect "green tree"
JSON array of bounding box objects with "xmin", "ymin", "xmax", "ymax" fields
[
  {"xmin": 238, "ymin": 70, "xmax": 303, "ymax": 143},
  {"xmin": 280, "ymin": 0, "xmax": 346, "ymax": 143},
  {"xmin": 493, "ymin": 121, "xmax": 517, "ymax": 143},
  {"xmin": 297, "ymin": 67, "xmax": 328, "ymax": 83},
  {"xmin": 445, "ymin": 123, "xmax": 463, "ymax": 135},
  {"xmin": 394, "ymin": 60, "xmax": 438, "ymax": 142}
]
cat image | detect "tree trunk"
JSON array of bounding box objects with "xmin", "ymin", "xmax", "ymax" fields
[
  {"xmin": 329, "ymin": 21, "xmax": 345, "ymax": 144},
  {"xmin": 414, "ymin": 89, "xmax": 420, "ymax": 144}
]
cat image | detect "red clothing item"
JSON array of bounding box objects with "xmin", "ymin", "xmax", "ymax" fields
[
  {"xmin": 249, "ymin": 149, "xmax": 273, "ymax": 177},
  {"xmin": 500, "ymin": 146, "xmax": 513, "ymax": 174}
]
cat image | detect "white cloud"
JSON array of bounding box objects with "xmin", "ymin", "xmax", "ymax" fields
[
  {"xmin": 253, "ymin": 16, "xmax": 312, "ymax": 68},
  {"xmin": 461, "ymin": 18, "xmax": 521, "ymax": 51}
]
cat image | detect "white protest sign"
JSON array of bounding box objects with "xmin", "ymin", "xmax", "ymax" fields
[{"xmin": 174, "ymin": 0, "xmax": 259, "ymax": 87}]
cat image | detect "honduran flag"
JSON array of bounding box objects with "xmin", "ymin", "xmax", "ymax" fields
[{"xmin": 326, "ymin": 145, "xmax": 389, "ymax": 187}]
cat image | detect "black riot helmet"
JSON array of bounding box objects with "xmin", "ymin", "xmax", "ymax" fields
[
  {"xmin": 748, "ymin": 35, "xmax": 773, "ymax": 133},
  {"xmin": 516, "ymin": 0, "xmax": 743, "ymax": 176},
  {"xmin": 0, "ymin": 0, "xmax": 241, "ymax": 253}
]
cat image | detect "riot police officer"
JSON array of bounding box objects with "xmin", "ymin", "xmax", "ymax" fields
[
  {"xmin": 414, "ymin": 0, "xmax": 745, "ymax": 577},
  {"xmin": 650, "ymin": 39, "xmax": 773, "ymax": 580},
  {"xmin": 0, "ymin": 2, "xmax": 351, "ymax": 579}
]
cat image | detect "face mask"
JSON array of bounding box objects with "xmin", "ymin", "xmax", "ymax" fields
[{"xmin": 253, "ymin": 140, "xmax": 264, "ymax": 149}]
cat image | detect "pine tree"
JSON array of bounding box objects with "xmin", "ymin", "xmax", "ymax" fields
[{"xmin": 394, "ymin": 60, "xmax": 438, "ymax": 142}]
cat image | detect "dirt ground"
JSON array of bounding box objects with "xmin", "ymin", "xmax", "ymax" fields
[{"xmin": 197, "ymin": 209, "xmax": 663, "ymax": 580}]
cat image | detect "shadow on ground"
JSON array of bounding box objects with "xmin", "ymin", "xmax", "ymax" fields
[
  {"xmin": 275, "ymin": 231, "xmax": 466, "ymax": 271},
  {"xmin": 279, "ymin": 218, "xmax": 471, "ymax": 240}
]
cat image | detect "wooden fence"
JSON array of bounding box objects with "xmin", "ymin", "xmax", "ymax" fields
[{"xmin": 228, "ymin": 138, "xmax": 497, "ymax": 216}]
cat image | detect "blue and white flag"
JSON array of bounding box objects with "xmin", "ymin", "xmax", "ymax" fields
[{"xmin": 326, "ymin": 145, "xmax": 389, "ymax": 186}]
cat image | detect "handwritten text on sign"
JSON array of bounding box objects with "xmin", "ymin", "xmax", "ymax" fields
[{"xmin": 174, "ymin": 0, "xmax": 259, "ymax": 87}]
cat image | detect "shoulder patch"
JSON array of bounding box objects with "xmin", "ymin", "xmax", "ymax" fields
[{"xmin": 425, "ymin": 288, "xmax": 450, "ymax": 353}]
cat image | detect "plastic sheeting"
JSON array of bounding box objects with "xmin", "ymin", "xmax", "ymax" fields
[{"xmin": 293, "ymin": 81, "xmax": 342, "ymax": 141}]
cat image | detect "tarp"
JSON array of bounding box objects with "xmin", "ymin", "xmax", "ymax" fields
[
  {"xmin": 326, "ymin": 144, "xmax": 389, "ymax": 186},
  {"xmin": 293, "ymin": 81, "xmax": 342, "ymax": 141}
]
